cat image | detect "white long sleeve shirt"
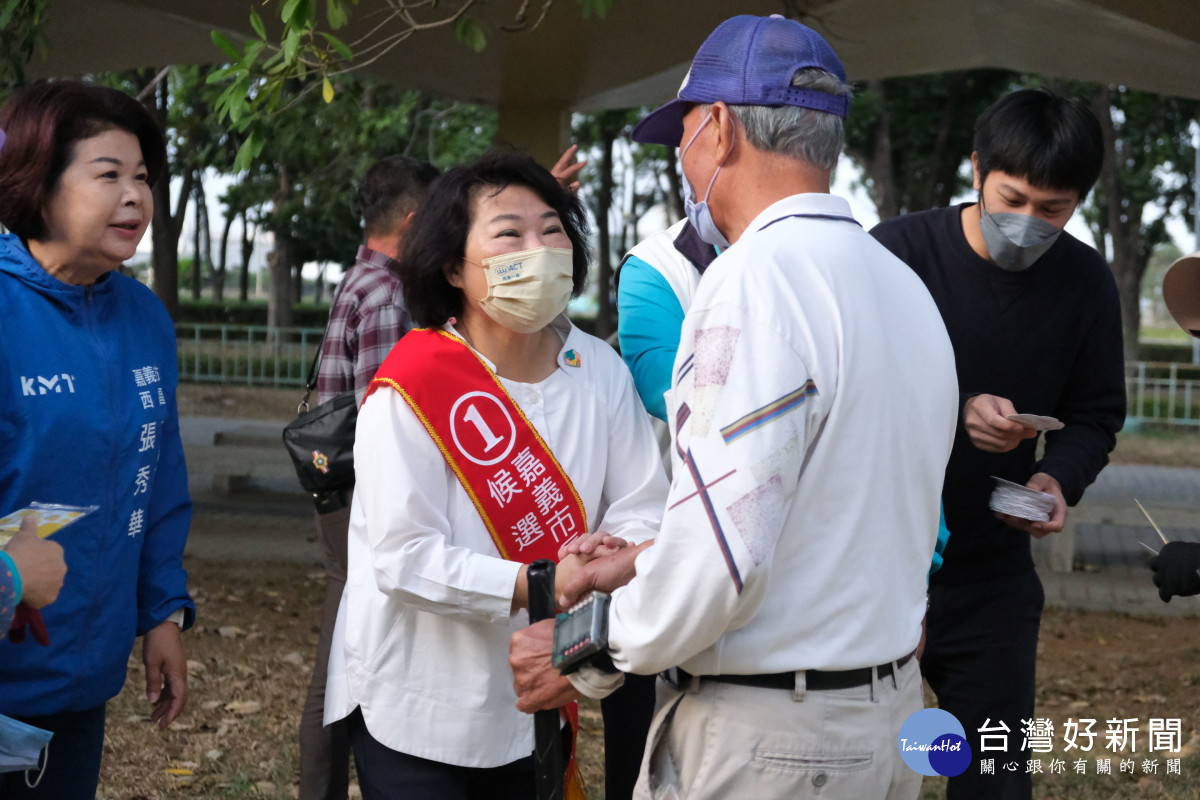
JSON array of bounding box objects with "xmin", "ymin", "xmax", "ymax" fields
[
  {"xmin": 325, "ymin": 316, "xmax": 667, "ymax": 767},
  {"xmin": 608, "ymin": 194, "xmax": 958, "ymax": 677}
]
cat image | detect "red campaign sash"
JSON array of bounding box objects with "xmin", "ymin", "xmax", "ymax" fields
[
  {"xmin": 366, "ymin": 328, "xmax": 588, "ymax": 562},
  {"xmin": 366, "ymin": 327, "xmax": 588, "ymax": 800}
]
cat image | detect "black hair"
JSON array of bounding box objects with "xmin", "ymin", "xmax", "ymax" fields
[
  {"xmin": 354, "ymin": 155, "xmax": 439, "ymax": 238},
  {"xmin": 973, "ymin": 88, "xmax": 1104, "ymax": 198},
  {"xmin": 398, "ymin": 149, "xmax": 591, "ymax": 329}
]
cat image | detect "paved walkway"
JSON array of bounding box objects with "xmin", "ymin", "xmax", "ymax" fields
[
  {"xmin": 182, "ymin": 416, "xmax": 321, "ymax": 566},
  {"xmin": 180, "ymin": 416, "xmax": 1200, "ymax": 617}
]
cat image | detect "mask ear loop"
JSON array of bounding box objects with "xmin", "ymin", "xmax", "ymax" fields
[
  {"xmin": 700, "ymin": 111, "xmax": 737, "ymax": 204},
  {"xmin": 25, "ymin": 741, "xmax": 48, "ymax": 789}
]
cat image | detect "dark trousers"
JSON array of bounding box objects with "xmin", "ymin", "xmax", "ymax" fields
[
  {"xmin": 0, "ymin": 704, "xmax": 106, "ymax": 800},
  {"xmin": 300, "ymin": 502, "xmax": 353, "ymax": 800},
  {"xmin": 600, "ymin": 672, "xmax": 656, "ymax": 800},
  {"xmin": 922, "ymin": 569, "xmax": 1044, "ymax": 800},
  {"xmin": 347, "ymin": 709, "xmax": 536, "ymax": 800}
]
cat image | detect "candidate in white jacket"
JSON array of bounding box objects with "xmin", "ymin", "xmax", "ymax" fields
[{"xmin": 324, "ymin": 152, "xmax": 667, "ymax": 800}]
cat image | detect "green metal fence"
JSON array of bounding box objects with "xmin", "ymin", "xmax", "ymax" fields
[
  {"xmin": 173, "ymin": 324, "xmax": 1200, "ymax": 427},
  {"xmin": 1126, "ymin": 362, "xmax": 1200, "ymax": 427},
  {"xmin": 176, "ymin": 323, "xmax": 324, "ymax": 387}
]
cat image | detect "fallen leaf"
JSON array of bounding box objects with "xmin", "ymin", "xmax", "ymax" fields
[
  {"xmin": 218, "ymin": 625, "xmax": 247, "ymax": 638},
  {"xmin": 164, "ymin": 768, "xmax": 193, "ymax": 776},
  {"xmin": 201, "ymin": 700, "xmax": 222, "ymax": 711},
  {"xmin": 206, "ymin": 749, "xmax": 223, "ymax": 761},
  {"xmin": 224, "ymin": 700, "xmax": 262, "ymax": 715},
  {"xmin": 282, "ymin": 651, "xmax": 305, "ymax": 666}
]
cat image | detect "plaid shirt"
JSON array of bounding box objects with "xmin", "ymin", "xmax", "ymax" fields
[{"xmin": 317, "ymin": 246, "xmax": 413, "ymax": 405}]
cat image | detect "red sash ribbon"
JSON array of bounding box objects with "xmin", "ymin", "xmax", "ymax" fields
[{"xmin": 367, "ymin": 328, "xmax": 588, "ymax": 799}]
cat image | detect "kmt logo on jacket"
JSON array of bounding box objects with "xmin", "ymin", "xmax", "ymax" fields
[{"xmin": 21, "ymin": 374, "xmax": 76, "ymax": 396}]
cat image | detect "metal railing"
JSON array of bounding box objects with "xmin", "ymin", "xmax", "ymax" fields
[
  {"xmin": 175, "ymin": 323, "xmax": 324, "ymax": 387},
  {"xmin": 1126, "ymin": 362, "xmax": 1200, "ymax": 427},
  {"xmin": 172, "ymin": 325, "xmax": 1200, "ymax": 427}
]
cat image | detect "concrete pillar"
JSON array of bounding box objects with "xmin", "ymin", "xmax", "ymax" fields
[{"xmin": 496, "ymin": 103, "xmax": 571, "ymax": 171}]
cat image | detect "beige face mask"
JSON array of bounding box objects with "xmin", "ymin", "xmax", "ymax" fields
[{"xmin": 473, "ymin": 246, "xmax": 574, "ymax": 334}]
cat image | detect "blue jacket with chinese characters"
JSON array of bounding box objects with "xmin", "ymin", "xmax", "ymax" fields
[{"xmin": 0, "ymin": 234, "xmax": 194, "ymax": 716}]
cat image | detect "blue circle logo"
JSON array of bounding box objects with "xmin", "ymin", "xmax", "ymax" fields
[{"xmin": 898, "ymin": 708, "xmax": 972, "ymax": 777}]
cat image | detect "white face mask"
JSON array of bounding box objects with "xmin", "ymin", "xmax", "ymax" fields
[
  {"xmin": 680, "ymin": 112, "xmax": 732, "ymax": 249},
  {"xmin": 472, "ymin": 246, "xmax": 574, "ymax": 334}
]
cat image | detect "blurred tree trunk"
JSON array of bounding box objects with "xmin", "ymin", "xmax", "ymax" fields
[
  {"xmin": 214, "ymin": 209, "xmax": 232, "ymax": 303},
  {"xmin": 1086, "ymin": 85, "xmax": 1199, "ymax": 363},
  {"xmin": 595, "ymin": 121, "xmax": 616, "ymax": 339},
  {"xmin": 663, "ymin": 147, "xmax": 685, "ymax": 223},
  {"xmin": 268, "ymin": 168, "xmax": 295, "ymax": 328},
  {"xmin": 143, "ymin": 71, "xmax": 192, "ymax": 319},
  {"xmin": 240, "ymin": 209, "xmax": 254, "ymax": 303}
]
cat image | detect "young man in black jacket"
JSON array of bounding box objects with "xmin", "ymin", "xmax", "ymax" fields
[{"xmin": 872, "ymin": 88, "xmax": 1126, "ymax": 800}]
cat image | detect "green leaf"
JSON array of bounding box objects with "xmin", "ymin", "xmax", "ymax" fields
[
  {"xmin": 0, "ymin": 0, "xmax": 19, "ymax": 29},
  {"xmin": 280, "ymin": 0, "xmax": 302, "ymax": 24},
  {"xmin": 227, "ymin": 76, "xmax": 251, "ymax": 124},
  {"xmin": 211, "ymin": 30, "xmax": 242, "ymax": 62},
  {"xmin": 454, "ymin": 15, "xmax": 487, "ymax": 54},
  {"xmin": 249, "ymin": 8, "xmax": 267, "ymax": 40},
  {"xmin": 319, "ymin": 31, "xmax": 354, "ymax": 61},
  {"xmin": 326, "ymin": 0, "xmax": 349, "ymax": 30},
  {"xmin": 291, "ymin": 0, "xmax": 314, "ymax": 29},
  {"xmin": 283, "ymin": 26, "xmax": 301, "ymax": 64},
  {"xmin": 206, "ymin": 65, "xmax": 239, "ymax": 84},
  {"xmin": 576, "ymin": 0, "xmax": 614, "ymax": 19},
  {"xmin": 234, "ymin": 135, "xmax": 256, "ymax": 172},
  {"xmin": 244, "ymin": 39, "xmax": 265, "ymax": 67},
  {"xmin": 322, "ymin": 77, "xmax": 334, "ymax": 104}
]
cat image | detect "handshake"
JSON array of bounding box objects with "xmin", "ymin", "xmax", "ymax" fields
[{"xmin": 511, "ymin": 531, "xmax": 651, "ymax": 713}]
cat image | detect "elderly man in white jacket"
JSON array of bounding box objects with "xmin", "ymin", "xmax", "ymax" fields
[{"xmin": 511, "ymin": 14, "xmax": 958, "ymax": 800}]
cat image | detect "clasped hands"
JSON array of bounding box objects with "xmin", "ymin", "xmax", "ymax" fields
[{"xmin": 510, "ymin": 532, "xmax": 648, "ymax": 713}]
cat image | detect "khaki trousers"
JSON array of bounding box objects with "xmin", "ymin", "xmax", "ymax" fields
[{"xmin": 635, "ymin": 656, "xmax": 923, "ymax": 800}]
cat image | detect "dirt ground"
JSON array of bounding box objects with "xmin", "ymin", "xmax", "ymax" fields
[
  {"xmin": 176, "ymin": 384, "xmax": 304, "ymax": 422},
  {"xmin": 90, "ymin": 385, "xmax": 1200, "ymax": 798},
  {"xmin": 98, "ymin": 552, "xmax": 1200, "ymax": 800},
  {"xmin": 175, "ymin": 383, "xmax": 1200, "ymax": 468}
]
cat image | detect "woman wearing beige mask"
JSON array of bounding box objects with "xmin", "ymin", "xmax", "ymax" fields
[{"xmin": 323, "ymin": 151, "xmax": 667, "ymax": 800}]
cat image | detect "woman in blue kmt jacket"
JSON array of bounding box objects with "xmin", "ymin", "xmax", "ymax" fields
[{"xmin": 0, "ymin": 81, "xmax": 195, "ymax": 799}]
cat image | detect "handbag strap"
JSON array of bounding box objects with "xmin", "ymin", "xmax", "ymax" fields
[{"xmin": 299, "ymin": 277, "xmax": 346, "ymax": 413}]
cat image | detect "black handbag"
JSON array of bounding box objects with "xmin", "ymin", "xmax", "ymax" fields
[{"xmin": 282, "ymin": 327, "xmax": 357, "ymax": 513}]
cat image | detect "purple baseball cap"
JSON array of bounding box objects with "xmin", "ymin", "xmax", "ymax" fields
[{"xmin": 632, "ymin": 14, "xmax": 848, "ymax": 147}]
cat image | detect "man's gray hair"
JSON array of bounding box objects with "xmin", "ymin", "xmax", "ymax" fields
[{"xmin": 705, "ymin": 69, "xmax": 852, "ymax": 170}]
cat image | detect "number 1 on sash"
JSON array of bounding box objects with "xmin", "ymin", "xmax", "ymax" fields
[{"xmin": 462, "ymin": 403, "xmax": 504, "ymax": 452}]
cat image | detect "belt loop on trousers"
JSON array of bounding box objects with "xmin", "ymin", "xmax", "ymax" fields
[{"xmin": 792, "ymin": 669, "xmax": 806, "ymax": 703}]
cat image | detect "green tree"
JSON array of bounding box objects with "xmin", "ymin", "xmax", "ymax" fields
[
  {"xmin": 0, "ymin": 0, "xmax": 48, "ymax": 90},
  {"xmin": 210, "ymin": 0, "xmax": 613, "ymax": 170},
  {"xmin": 573, "ymin": 110, "xmax": 635, "ymax": 338},
  {"xmin": 242, "ymin": 74, "xmax": 497, "ymax": 326},
  {"xmin": 1082, "ymin": 85, "xmax": 1199, "ymax": 361},
  {"xmin": 843, "ymin": 70, "xmax": 1018, "ymax": 219}
]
